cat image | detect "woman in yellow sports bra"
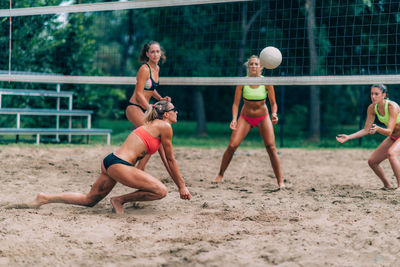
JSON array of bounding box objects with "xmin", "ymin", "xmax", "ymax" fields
[
  {"xmin": 214, "ymin": 55, "xmax": 284, "ymax": 188},
  {"xmin": 126, "ymin": 41, "xmax": 172, "ymax": 175},
  {"xmin": 337, "ymin": 84, "xmax": 400, "ymax": 189}
]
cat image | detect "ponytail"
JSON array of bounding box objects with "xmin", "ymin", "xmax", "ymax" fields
[{"xmin": 144, "ymin": 100, "xmax": 171, "ymax": 123}]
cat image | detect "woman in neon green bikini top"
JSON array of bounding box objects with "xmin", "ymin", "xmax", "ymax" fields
[
  {"xmin": 337, "ymin": 84, "xmax": 400, "ymax": 190},
  {"xmin": 214, "ymin": 55, "xmax": 284, "ymax": 188}
]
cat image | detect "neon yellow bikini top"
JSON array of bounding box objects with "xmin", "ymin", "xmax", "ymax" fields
[
  {"xmin": 242, "ymin": 76, "xmax": 267, "ymax": 101},
  {"xmin": 374, "ymin": 100, "xmax": 400, "ymax": 126}
]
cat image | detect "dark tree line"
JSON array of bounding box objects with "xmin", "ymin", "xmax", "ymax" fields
[{"xmin": 1, "ymin": 0, "xmax": 399, "ymax": 139}]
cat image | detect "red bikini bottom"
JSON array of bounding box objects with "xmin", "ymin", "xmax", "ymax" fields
[
  {"xmin": 390, "ymin": 135, "xmax": 400, "ymax": 141},
  {"xmin": 241, "ymin": 114, "xmax": 268, "ymax": 127}
]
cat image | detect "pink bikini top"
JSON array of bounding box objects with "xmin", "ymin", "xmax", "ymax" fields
[{"xmin": 133, "ymin": 127, "xmax": 161, "ymax": 154}]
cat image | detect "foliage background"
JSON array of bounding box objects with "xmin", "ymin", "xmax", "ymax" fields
[{"xmin": 0, "ymin": 0, "xmax": 399, "ymax": 145}]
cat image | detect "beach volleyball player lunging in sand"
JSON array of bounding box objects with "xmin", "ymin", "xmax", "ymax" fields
[
  {"xmin": 28, "ymin": 101, "xmax": 191, "ymax": 214},
  {"xmin": 337, "ymin": 84, "xmax": 400, "ymax": 190}
]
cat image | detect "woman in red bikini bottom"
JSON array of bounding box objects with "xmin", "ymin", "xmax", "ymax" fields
[
  {"xmin": 337, "ymin": 84, "xmax": 400, "ymax": 190},
  {"xmin": 214, "ymin": 55, "xmax": 285, "ymax": 188},
  {"xmin": 28, "ymin": 101, "xmax": 191, "ymax": 214}
]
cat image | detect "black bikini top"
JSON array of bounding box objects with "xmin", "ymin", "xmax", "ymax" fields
[{"xmin": 143, "ymin": 63, "xmax": 159, "ymax": 91}]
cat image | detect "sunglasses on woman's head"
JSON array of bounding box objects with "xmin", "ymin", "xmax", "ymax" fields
[{"xmin": 166, "ymin": 107, "xmax": 178, "ymax": 113}]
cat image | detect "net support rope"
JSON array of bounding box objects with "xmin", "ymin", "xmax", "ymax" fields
[
  {"xmin": 0, "ymin": 0, "xmax": 252, "ymax": 17},
  {"xmin": 1, "ymin": 74, "xmax": 399, "ymax": 86}
]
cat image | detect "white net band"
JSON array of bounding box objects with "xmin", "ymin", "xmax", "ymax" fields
[
  {"xmin": 1, "ymin": 74, "xmax": 399, "ymax": 86},
  {"xmin": 0, "ymin": 0, "xmax": 252, "ymax": 17}
]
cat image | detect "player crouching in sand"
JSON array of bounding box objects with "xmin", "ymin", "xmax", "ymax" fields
[
  {"xmin": 28, "ymin": 101, "xmax": 191, "ymax": 214},
  {"xmin": 337, "ymin": 84, "xmax": 400, "ymax": 190}
]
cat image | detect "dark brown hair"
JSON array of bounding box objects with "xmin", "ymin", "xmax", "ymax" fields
[{"xmin": 138, "ymin": 40, "xmax": 166, "ymax": 64}]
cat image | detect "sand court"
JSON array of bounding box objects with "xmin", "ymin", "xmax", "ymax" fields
[{"xmin": 1, "ymin": 146, "xmax": 400, "ymax": 266}]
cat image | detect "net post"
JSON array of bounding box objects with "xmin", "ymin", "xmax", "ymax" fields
[
  {"xmin": 8, "ymin": 0, "xmax": 12, "ymax": 83},
  {"xmin": 358, "ymin": 86, "xmax": 365, "ymax": 147},
  {"xmin": 279, "ymin": 72, "xmax": 285, "ymax": 148},
  {"xmin": 56, "ymin": 83, "xmax": 60, "ymax": 142}
]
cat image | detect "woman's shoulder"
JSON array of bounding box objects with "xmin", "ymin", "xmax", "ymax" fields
[
  {"xmin": 367, "ymin": 103, "xmax": 376, "ymax": 112},
  {"xmin": 148, "ymin": 120, "xmax": 172, "ymax": 130},
  {"xmin": 388, "ymin": 100, "xmax": 400, "ymax": 110},
  {"xmin": 138, "ymin": 64, "xmax": 150, "ymax": 73}
]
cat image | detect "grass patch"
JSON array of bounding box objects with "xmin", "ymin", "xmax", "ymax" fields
[
  {"xmin": 0, "ymin": 119, "xmax": 385, "ymax": 148},
  {"xmin": 94, "ymin": 119, "xmax": 385, "ymax": 149}
]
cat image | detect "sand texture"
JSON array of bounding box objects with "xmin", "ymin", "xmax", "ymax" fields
[{"xmin": 1, "ymin": 146, "xmax": 400, "ymax": 266}]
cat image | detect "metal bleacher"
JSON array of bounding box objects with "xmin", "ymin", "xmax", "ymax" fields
[{"xmin": 0, "ymin": 85, "xmax": 112, "ymax": 144}]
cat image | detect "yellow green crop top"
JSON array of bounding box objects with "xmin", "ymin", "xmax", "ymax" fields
[
  {"xmin": 242, "ymin": 76, "xmax": 267, "ymax": 101},
  {"xmin": 374, "ymin": 100, "xmax": 400, "ymax": 125}
]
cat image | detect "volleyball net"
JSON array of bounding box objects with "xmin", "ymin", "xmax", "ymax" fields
[{"xmin": 1, "ymin": 0, "xmax": 399, "ymax": 86}]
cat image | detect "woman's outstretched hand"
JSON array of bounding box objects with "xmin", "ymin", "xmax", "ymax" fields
[
  {"xmin": 179, "ymin": 186, "xmax": 192, "ymax": 200},
  {"xmin": 336, "ymin": 134, "xmax": 349, "ymax": 143}
]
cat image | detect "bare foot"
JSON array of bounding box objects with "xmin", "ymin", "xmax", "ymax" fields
[
  {"xmin": 110, "ymin": 197, "xmax": 124, "ymax": 214},
  {"xmin": 215, "ymin": 175, "xmax": 223, "ymax": 183},
  {"xmin": 380, "ymin": 186, "xmax": 393, "ymax": 191},
  {"xmin": 31, "ymin": 193, "xmax": 49, "ymax": 207},
  {"xmin": 5, "ymin": 193, "xmax": 47, "ymax": 209},
  {"xmin": 279, "ymin": 183, "xmax": 286, "ymax": 189}
]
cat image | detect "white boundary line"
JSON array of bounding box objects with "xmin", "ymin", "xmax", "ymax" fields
[
  {"xmin": 1, "ymin": 74, "xmax": 399, "ymax": 85},
  {"xmin": 0, "ymin": 0, "xmax": 252, "ymax": 17}
]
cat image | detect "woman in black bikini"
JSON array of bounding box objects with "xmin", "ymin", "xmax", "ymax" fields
[
  {"xmin": 126, "ymin": 41, "xmax": 171, "ymax": 173},
  {"xmin": 28, "ymin": 101, "xmax": 191, "ymax": 214}
]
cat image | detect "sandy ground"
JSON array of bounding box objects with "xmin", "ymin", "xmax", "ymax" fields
[{"xmin": 1, "ymin": 145, "xmax": 400, "ymax": 266}]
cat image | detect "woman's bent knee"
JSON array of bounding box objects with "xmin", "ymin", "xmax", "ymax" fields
[
  {"xmin": 368, "ymin": 157, "xmax": 377, "ymax": 167},
  {"xmin": 227, "ymin": 143, "xmax": 239, "ymax": 152},
  {"xmin": 84, "ymin": 194, "xmax": 104, "ymax": 207},
  {"xmin": 387, "ymin": 150, "xmax": 398, "ymax": 162},
  {"xmin": 154, "ymin": 184, "xmax": 168, "ymax": 200},
  {"xmin": 265, "ymin": 143, "xmax": 277, "ymax": 152}
]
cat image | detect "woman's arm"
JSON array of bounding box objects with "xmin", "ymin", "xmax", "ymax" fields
[
  {"xmin": 135, "ymin": 66, "xmax": 150, "ymax": 108},
  {"xmin": 230, "ymin": 85, "xmax": 243, "ymax": 130},
  {"xmin": 152, "ymin": 90, "xmax": 171, "ymax": 102},
  {"xmin": 337, "ymin": 104, "xmax": 376, "ymax": 143},
  {"xmin": 267, "ymin": 85, "xmax": 278, "ymax": 124},
  {"xmin": 373, "ymin": 102, "xmax": 398, "ymax": 136},
  {"xmin": 160, "ymin": 124, "xmax": 191, "ymax": 200}
]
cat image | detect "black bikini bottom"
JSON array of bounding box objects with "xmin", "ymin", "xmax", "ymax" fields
[
  {"xmin": 127, "ymin": 102, "xmax": 146, "ymax": 113},
  {"xmin": 103, "ymin": 153, "xmax": 134, "ymax": 170}
]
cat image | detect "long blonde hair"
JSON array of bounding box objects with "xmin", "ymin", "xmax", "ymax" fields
[{"xmin": 144, "ymin": 100, "xmax": 171, "ymax": 123}]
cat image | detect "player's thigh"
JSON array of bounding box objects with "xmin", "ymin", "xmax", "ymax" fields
[
  {"xmin": 257, "ymin": 116, "xmax": 275, "ymax": 146},
  {"xmin": 370, "ymin": 137, "xmax": 393, "ymax": 163},
  {"xmin": 230, "ymin": 117, "xmax": 252, "ymax": 146},
  {"xmin": 387, "ymin": 138, "xmax": 400, "ymax": 156},
  {"xmin": 107, "ymin": 164, "xmax": 164, "ymax": 192},
  {"xmin": 85, "ymin": 164, "xmax": 117, "ymax": 199},
  {"xmin": 126, "ymin": 106, "xmax": 145, "ymax": 127}
]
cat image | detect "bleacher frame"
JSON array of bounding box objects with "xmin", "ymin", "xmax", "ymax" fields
[{"xmin": 0, "ymin": 85, "xmax": 112, "ymax": 144}]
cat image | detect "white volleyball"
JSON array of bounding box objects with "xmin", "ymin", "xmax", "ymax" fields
[{"xmin": 259, "ymin": 46, "xmax": 282, "ymax": 69}]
